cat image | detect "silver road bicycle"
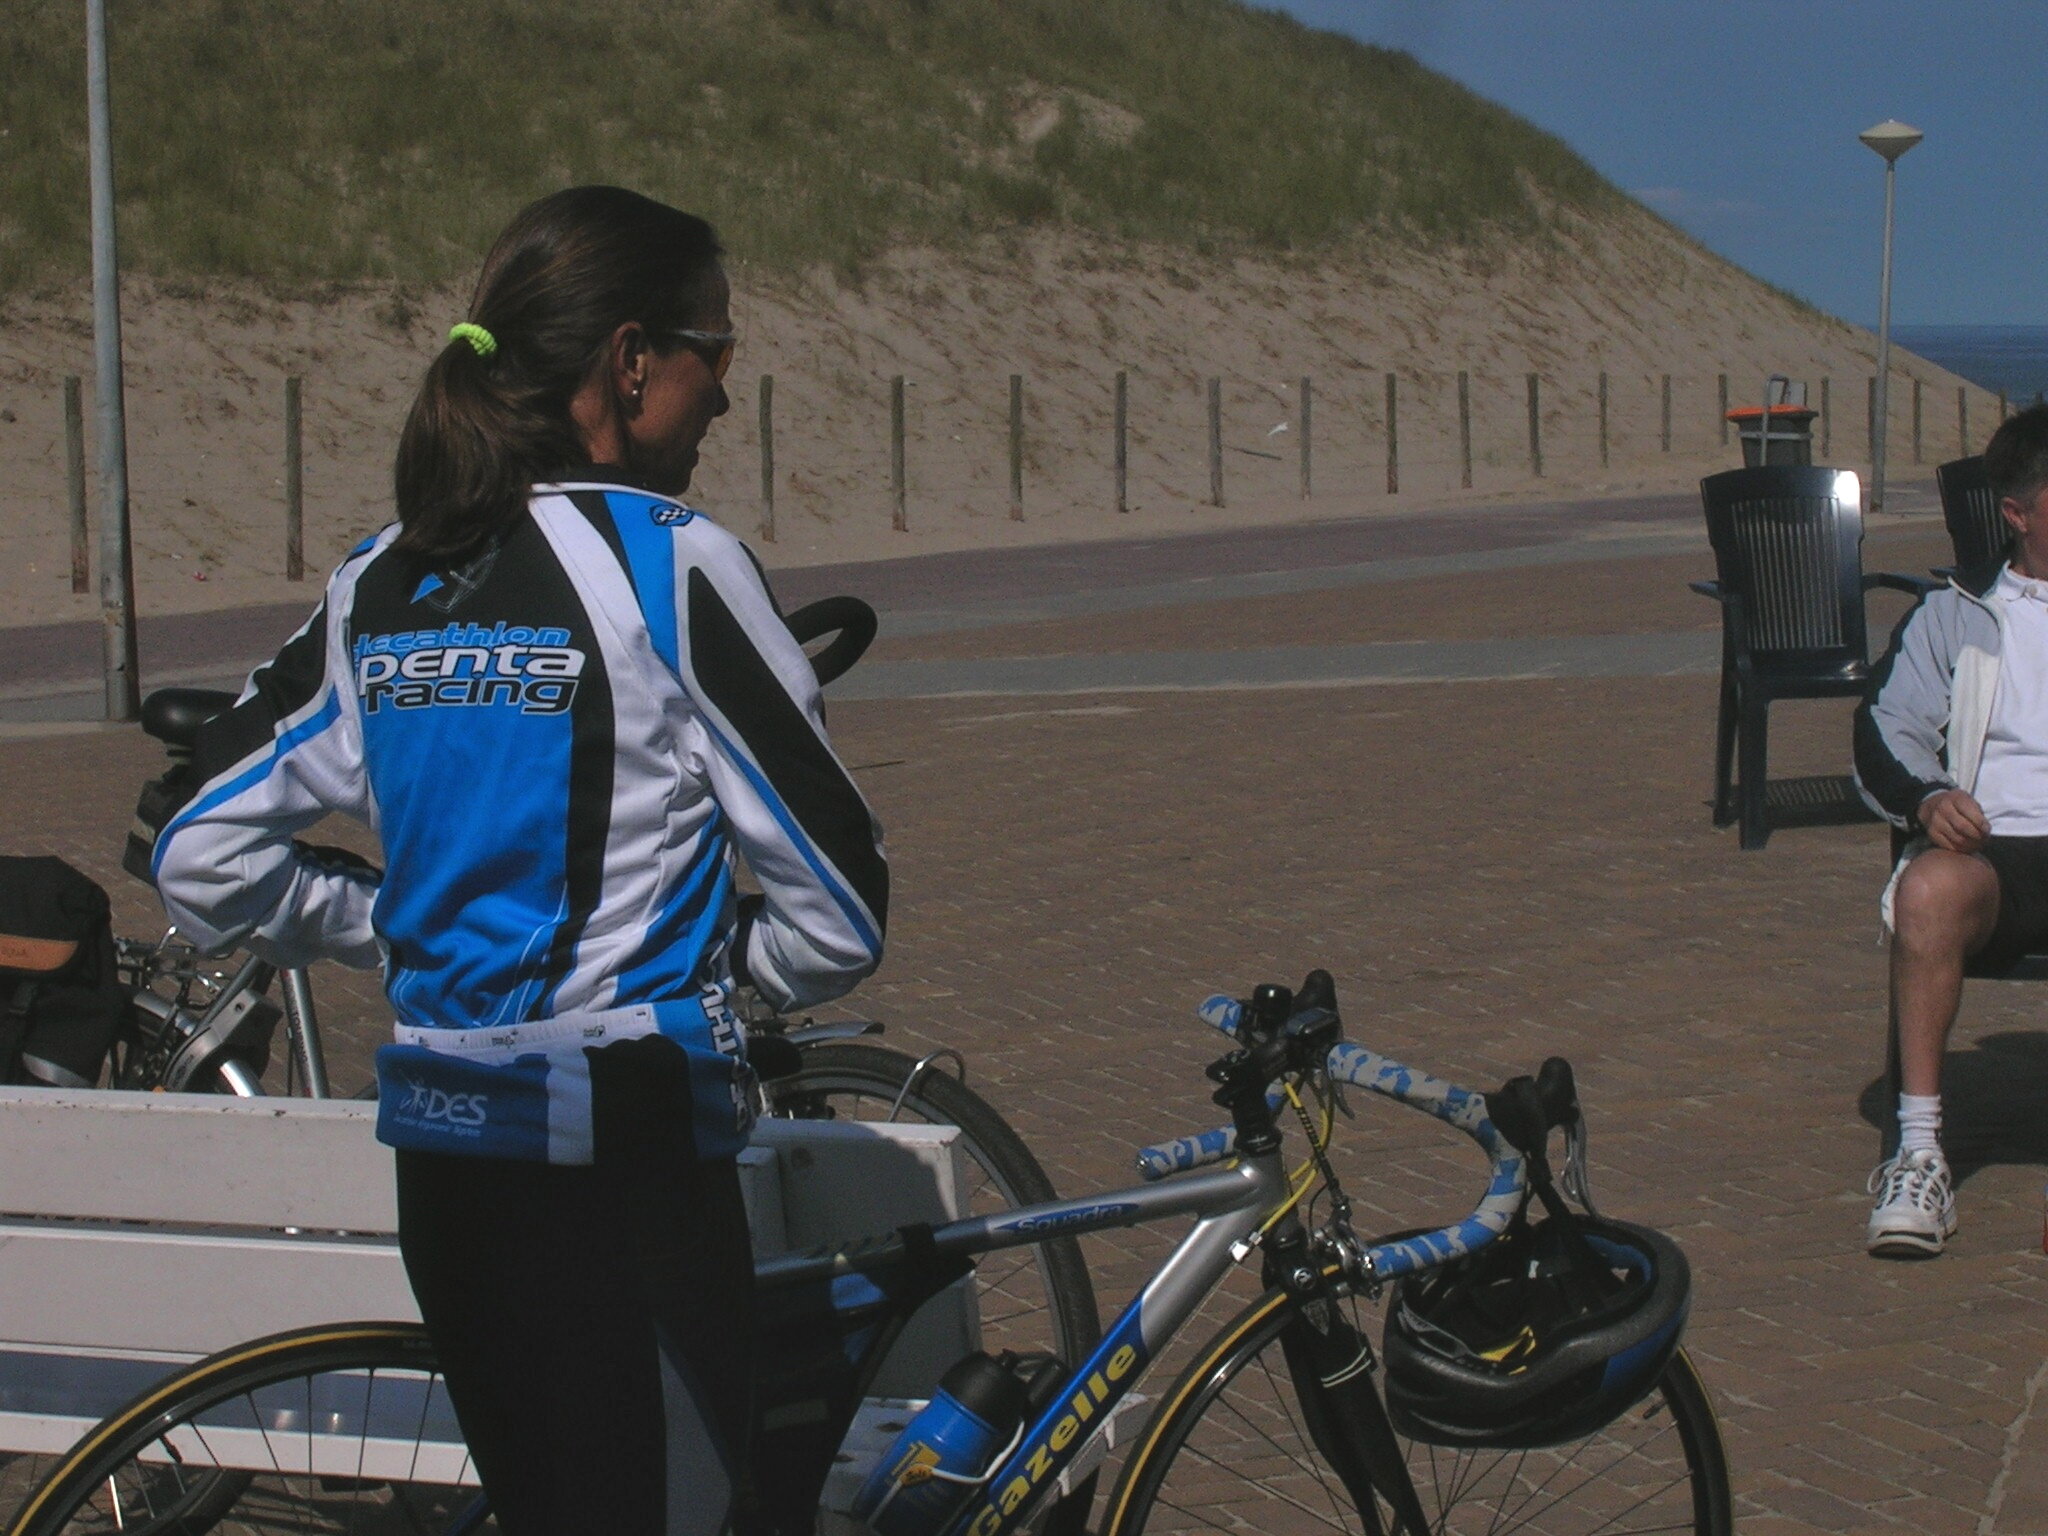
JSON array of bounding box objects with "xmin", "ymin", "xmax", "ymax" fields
[{"xmin": 4, "ymin": 969, "xmax": 1730, "ymax": 1536}]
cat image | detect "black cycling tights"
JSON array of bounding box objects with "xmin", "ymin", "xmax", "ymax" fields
[{"xmin": 396, "ymin": 1046, "xmax": 755, "ymax": 1536}]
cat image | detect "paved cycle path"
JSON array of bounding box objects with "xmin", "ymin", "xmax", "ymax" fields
[
  {"xmin": 0, "ymin": 491, "xmax": 1701, "ymax": 689},
  {"xmin": 833, "ymin": 631, "xmax": 1717, "ymax": 699}
]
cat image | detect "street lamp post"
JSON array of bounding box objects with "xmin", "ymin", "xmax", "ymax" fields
[
  {"xmin": 1860, "ymin": 119, "xmax": 1922, "ymax": 515},
  {"xmin": 85, "ymin": 0, "xmax": 139, "ymax": 719}
]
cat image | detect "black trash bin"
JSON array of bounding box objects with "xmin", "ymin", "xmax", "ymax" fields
[{"xmin": 1726, "ymin": 405, "xmax": 1817, "ymax": 467}]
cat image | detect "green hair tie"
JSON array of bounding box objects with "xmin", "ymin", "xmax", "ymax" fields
[{"xmin": 448, "ymin": 322, "xmax": 497, "ymax": 359}]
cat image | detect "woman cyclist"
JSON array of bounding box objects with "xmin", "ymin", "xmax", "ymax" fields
[{"xmin": 151, "ymin": 186, "xmax": 888, "ymax": 1536}]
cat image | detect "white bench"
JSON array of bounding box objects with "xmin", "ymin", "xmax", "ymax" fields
[{"xmin": 0, "ymin": 1087, "xmax": 978, "ymax": 1460}]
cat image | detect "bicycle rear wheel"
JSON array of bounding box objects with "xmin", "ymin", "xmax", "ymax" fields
[
  {"xmin": 1103, "ymin": 1286, "xmax": 1731, "ymax": 1536},
  {"xmin": 6, "ymin": 1324, "xmax": 486, "ymax": 1536},
  {"xmin": 763, "ymin": 1042, "xmax": 1101, "ymax": 1367}
]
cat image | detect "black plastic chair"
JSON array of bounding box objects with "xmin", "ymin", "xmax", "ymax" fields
[
  {"xmin": 1934, "ymin": 454, "xmax": 2008, "ymax": 583},
  {"xmin": 1691, "ymin": 467, "xmax": 1933, "ymax": 849}
]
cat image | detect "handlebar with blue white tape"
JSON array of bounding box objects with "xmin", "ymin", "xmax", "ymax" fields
[
  {"xmin": 1134, "ymin": 994, "xmax": 1528, "ymax": 1281},
  {"xmin": 1133, "ymin": 1092, "xmax": 1286, "ymax": 1180}
]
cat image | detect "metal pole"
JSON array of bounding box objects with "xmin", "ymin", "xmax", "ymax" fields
[
  {"xmin": 1718, "ymin": 374, "xmax": 1729, "ymax": 446},
  {"xmin": 1113, "ymin": 370, "xmax": 1128, "ymax": 514},
  {"xmin": 891, "ymin": 374, "xmax": 907, "ymax": 533},
  {"xmin": 64, "ymin": 376, "xmax": 88, "ymax": 594},
  {"xmin": 284, "ymin": 376, "xmax": 304, "ymax": 581},
  {"xmin": 1297, "ymin": 374, "xmax": 1311, "ymax": 498},
  {"xmin": 1958, "ymin": 385, "xmax": 1968, "ymax": 457},
  {"xmin": 86, "ymin": 0, "xmax": 138, "ymax": 720},
  {"xmin": 1660, "ymin": 375, "xmax": 1672, "ymax": 453},
  {"xmin": 1821, "ymin": 376, "xmax": 1831, "ymax": 458},
  {"xmin": 1526, "ymin": 372, "xmax": 1542, "ymax": 478},
  {"xmin": 1873, "ymin": 155, "xmax": 1897, "ymax": 512},
  {"xmin": 1008, "ymin": 373, "xmax": 1024, "ymax": 521},
  {"xmin": 757, "ymin": 374, "xmax": 775, "ymax": 543}
]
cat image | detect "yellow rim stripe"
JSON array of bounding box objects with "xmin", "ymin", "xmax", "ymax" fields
[
  {"xmin": 9, "ymin": 1325, "xmax": 424, "ymax": 1536},
  {"xmin": 1102, "ymin": 1290, "xmax": 1294, "ymax": 1534}
]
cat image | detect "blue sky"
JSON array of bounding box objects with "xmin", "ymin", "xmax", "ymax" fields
[{"xmin": 1264, "ymin": 1, "xmax": 2045, "ymax": 327}]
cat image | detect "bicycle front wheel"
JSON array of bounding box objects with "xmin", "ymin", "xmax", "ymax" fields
[
  {"xmin": 1103, "ymin": 1286, "xmax": 1731, "ymax": 1536},
  {"xmin": 7, "ymin": 1324, "xmax": 486, "ymax": 1536},
  {"xmin": 763, "ymin": 1042, "xmax": 1101, "ymax": 1367}
]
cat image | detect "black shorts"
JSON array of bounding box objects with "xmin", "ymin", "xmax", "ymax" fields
[{"xmin": 1975, "ymin": 835, "xmax": 2048, "ymax": 971}]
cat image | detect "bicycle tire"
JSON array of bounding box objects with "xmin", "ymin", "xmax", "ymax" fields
[
  {"xmin": 6, "ymin": 1323, "xmax": 485, "ymax": 1536},
  {"xmin": 1103, "ymin": 1285, "xmax": 1732, "ymax": 1536},
  {"xmin": 762, "ymin": 1042, "xmax": 1102, "ymax": 1370}
]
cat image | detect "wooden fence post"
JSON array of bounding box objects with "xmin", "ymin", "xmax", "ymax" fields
[
  {"xmin": 283, "ymin": 375, "xmax": 304, "ymax": 582},
  {"xmin": 1384, "ymin": 372, "xmax": 1398, "ymax": 494},
  {"xmin": 1660, "ymin": 375, "xmax": 1672, "ymax": 453},
  {"xmin": 758, "ymin": 374, "xmax": 775, "ymax": 543},
  {"xmin": 1958, "ymin": 385, "xmax": 1969, "ymax": 457},
  {"xmin": 1718, "ymin": 374, "xmax": 1729, "ymax": 446},
  {"xmin": 1114, "ymin": 370, "xmax": 1129, "ymax": 514},
  {"xmin": 1912, "ymin": 377, "xmax": 1923, "ymax": 465},
  {"xmin": 1207, "ymin": 376, "xmax": 1223, "ymax": 508},
  {"xmin": 891, "ymin": 375, "xmax": 908, "ymax": 533},
  {"xmin": 1526, "ymin": 372, "xmax": 1542, "ymax": 477},
  {"xmin": 1458, "ymin": 370, "xmax": 1472, "ymax": 489},
  {"xmin": 1009, "ymin": 374, "xmax": 1025, "ymax": 521},
  {"xmin": 1820, "ymin": 376, "xmax": 1831, "ymax": 459},
  {"xmin": 64, "ymin": 376, "xmax": 88, "ymax": 594},
  {"xmin": 1598, "ymin": 371, "xmax": 1609, "ymax": 469},
  {"xmin": 1298, "ymin": 374, "xmax": 1311, "ymax": 498}
]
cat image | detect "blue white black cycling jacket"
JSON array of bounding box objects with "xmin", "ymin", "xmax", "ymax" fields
[{"xmin": 152, "ymin": 476, "xmax": 888, "ymax": 1162}]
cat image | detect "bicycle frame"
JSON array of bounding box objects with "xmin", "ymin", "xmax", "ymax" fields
[
  {"xmin": 755, "ymin": 1025, "xmax": 1528, "ymax": 1536},
  {"xmin": 119, "ymin": 936, "xmax": 330, "ymax": 1097},
  {"xmin": 758, "ymin": 1150, "xmax": 1289, "ymax": 1536}
]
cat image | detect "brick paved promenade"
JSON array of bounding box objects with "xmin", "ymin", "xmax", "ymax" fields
[{"xmin": 7, "ymin": 486, "xmax": 2048, "ymax": 1531}]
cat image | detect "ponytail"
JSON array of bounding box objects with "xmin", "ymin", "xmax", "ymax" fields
[{"xmin": 393, "ymin": 186, "xmax": 724, "ymax": 565}]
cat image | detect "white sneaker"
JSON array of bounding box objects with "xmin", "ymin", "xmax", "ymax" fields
[{"xmin": 1866, "ymin": 1148, "xmax": 1957, "ymax": 1257}]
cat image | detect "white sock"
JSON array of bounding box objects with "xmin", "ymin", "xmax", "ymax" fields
[{"xmin": 1898, "ymin": 1094, "xmax": 1943, "ymax": 1157}]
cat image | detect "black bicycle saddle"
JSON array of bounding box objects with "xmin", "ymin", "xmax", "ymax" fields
[{"xmin": 140, "ymin": 688, "xmax": 237, "ymax": 753}]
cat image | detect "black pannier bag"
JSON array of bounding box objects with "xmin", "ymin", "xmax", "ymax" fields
[{"xmin": 0, "ymin": 856, "xmax": 129, "ymax": 1087}]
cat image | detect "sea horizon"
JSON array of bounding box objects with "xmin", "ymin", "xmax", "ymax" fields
[{"xmin": 1891, "ymin": 324, "xmax": 2048, "ymax": 404}]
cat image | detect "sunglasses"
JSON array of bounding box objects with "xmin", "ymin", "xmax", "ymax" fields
[{"xmin": 672, "ymin": 328, "xmax": 736, "ymax": 383}]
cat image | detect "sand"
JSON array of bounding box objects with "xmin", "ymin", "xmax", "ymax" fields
[{"xmin": 0, "ymin": 203, "xmax": 1993, "ymax": 629}]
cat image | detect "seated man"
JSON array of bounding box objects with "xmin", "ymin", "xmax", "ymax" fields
[{"xmin": 1855, "ymin": 403, "xmax": 2048, "ymax": 1256}]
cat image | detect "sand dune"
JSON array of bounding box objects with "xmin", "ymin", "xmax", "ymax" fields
[{"xmin": 0, "ymin": 203, "xmax": 1991, "ymax": 628}]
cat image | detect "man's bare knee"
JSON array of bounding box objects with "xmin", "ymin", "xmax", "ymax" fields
[{"xmin": 1894, "ymin": 850, "xmax": 2000, "ymax": 954}]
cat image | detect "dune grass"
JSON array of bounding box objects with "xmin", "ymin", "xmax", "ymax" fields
[{"xmin": 0, "ymin": 0, "xmax": 1621, "ymax": 295}]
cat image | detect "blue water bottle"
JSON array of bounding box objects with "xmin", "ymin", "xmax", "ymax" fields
[{"xmin": 852, "ymin": 1352, "xmax": 1032, "ymax": 1536}]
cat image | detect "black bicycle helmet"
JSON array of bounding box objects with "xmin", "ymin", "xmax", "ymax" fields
[{"xmin": 1381, "ymin": 1215, "xmax": 1690, "ymax": 1450}]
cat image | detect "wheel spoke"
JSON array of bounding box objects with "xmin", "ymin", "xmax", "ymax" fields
[
  {"xmin": 1117, "ymin": 1309, "xmax": 1723, "ymax": 1536},
  {"xmin": 1250, "ymin": 1341, "xmax": 1357, "ymax": 1533},
  {"xmin": 1173, "ymin": 1439, "xmax": 1362, "ymax": 1535},
  {"xmin": 1484, "ymin": 1417, "xmax": 1683, "ymax": 1535}
]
